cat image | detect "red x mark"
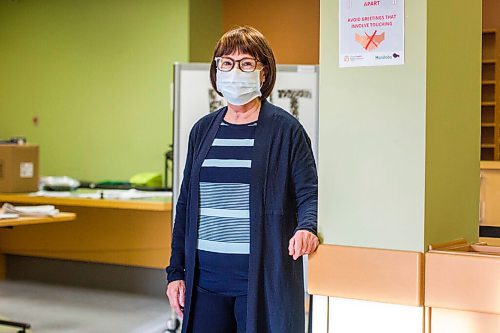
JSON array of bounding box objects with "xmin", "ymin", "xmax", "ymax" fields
[{"xmin": 364, "ymin": 30, "xmax": 378, "ymax": 50}]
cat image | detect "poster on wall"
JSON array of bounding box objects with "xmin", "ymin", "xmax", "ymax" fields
[{"xmin": 339, "ymin": 0, "xmax": 404, "ymax": 67}]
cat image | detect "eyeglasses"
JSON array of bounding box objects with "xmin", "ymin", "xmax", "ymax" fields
[{"xmin": 214, "ymin": 57, "xmax": 261, "ymax": 72}]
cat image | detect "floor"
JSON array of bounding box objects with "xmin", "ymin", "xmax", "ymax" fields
[
  {"xmin": 0, "ymin": 281, "xmax": 175, "ymax": 333},
  {"xmin": 0, "ymin": 280, "xmax": 310, "ymax": 333}
]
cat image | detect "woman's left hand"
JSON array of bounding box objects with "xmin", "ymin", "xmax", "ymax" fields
[{"xmin": 288, "ymin": 230, "xmax": 319, "ymax": 260}]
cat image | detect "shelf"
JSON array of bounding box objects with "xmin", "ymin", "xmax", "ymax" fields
[{"xmin": 481, "ymin": 30, "xmax": 498, "ymax": 161}]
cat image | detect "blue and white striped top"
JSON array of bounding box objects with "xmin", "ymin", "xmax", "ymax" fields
[
  {"xmin": 197, "ymin": 120, "xmax": 256, "ymax": 254},
  {"xmin": 196, "ymin": 119, "xmax": 256, "ymax": 296}
]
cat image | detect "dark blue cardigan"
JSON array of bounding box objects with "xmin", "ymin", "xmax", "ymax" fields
[{"xmin": 167, "ymin": 100, "xmax": 318, "ymax": 333}]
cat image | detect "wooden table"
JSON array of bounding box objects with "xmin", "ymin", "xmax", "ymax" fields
[
  {"xmin": 0, "ymin": 213, "xmax": 76, "ymax": 228},
  {"xmin": 0, "ymin": 212, "xmax": 76, "ymax": 280},
  {"xmin": 0, "ymin": 214, "xmax": 75, "ymax": 333},
  {"xmin": 0, "ymin": 193, "xmax": 173, "ymax": 269}
]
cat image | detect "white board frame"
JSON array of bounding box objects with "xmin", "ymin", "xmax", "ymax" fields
[{"xmin": 173, "ymin": 63, "xmax": 319, "ymax": 211}]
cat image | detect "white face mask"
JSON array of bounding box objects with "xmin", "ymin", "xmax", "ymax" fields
[{"xmin": 216, "ymin": 69, "xmax": 262, "ymax": 105}]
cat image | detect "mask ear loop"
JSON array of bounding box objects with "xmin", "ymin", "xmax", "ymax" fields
[{"xmin": 260, "ymin": 66, "xmax": 266, "ymax": 88}]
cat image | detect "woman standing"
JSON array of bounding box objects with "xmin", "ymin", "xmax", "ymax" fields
[{"xmin": 166, "ymin": 26, "xmax": 319, "ymax": 333}]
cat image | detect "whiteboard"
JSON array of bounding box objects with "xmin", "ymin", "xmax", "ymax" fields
[{"xmin": 173, "ymin": 63, "xmax": 319, "ymax": 208}]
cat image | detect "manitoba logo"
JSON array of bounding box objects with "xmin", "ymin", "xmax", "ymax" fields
[{"xmin": 355, "ymin": 30, "xmax": 385, "ymax": 51}]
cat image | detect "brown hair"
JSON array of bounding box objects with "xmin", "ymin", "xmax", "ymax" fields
[{"xmin": 210, "ymin": 26, "xmax": 276, "ymax": 100}]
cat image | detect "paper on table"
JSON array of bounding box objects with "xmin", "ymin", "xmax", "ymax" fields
[
  {"xmin": 0, "ymin": 213, "xmax": 20, "ymax": 219},
  {"xmin": 2, "ymin": 203, "xmax": 60, "ymax": 217}
]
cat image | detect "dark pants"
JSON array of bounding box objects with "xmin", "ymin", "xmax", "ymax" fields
[{"xmin": 189, "ymin": 286, "xmax": 247, "ymax": 333}]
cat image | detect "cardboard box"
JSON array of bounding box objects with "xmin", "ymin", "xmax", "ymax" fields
[{"xmin": 0, "ymin": 144, "xmax": 39, "ymax": 193}]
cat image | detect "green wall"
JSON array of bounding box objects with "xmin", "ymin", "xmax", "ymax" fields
[
  {"xmin": 319, "ymin": 0, "xmax": 480, "ymax": 252},
  {"xmin": 189, "ymin": 0, "xmax": 222, "ymax": 62},
  {"xmin": 0, "ymin": 0, "xmax": 189, "ymax": 182},
  {"xmin": 424, "ymin": 0, "xmax": 481, "ymax": 246}
]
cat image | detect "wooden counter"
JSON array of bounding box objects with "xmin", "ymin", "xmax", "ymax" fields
[
  {"xmin": 0, "ymin": 192, "xmax": 173, "ymax": 270},
  {"xmin": 480, "ymin": 161, "xmax": 500, "ymax": 246},
  {"xmin": 308, "ymin": 244, "xmax": 423, "ymax": 306},
  {"xmin": 425, "ymin": 240, "xmax": 500, "ymax": 332},
  {"xmin": 0, "ymin": 193, "xmax": 171, "ymax": 211},
  {"xmin": 480, "ymin": 161, "xmax": 500, "ymax": 170}
]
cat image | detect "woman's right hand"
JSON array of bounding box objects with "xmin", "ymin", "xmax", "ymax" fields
[{"xmin": 166, "ymin": 280, "xmax": 186, "ymax": 318}]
